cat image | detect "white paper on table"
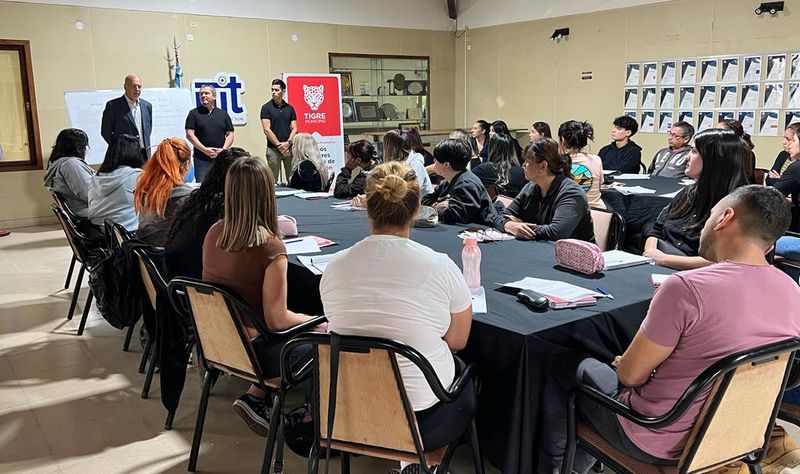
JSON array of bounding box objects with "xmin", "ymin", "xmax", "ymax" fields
[
  {"xmin": 660, "ymin": 88, "xmax": 675, "ymax": 109},
  {"xmin": 767, "ymin": 54, "xmax": 786, "ymax": 81},
  {"xmin": 760, "ymin": 111, "xmax": 780, "ymax": 136},
  {"xmin": 640, "ymin": 111, "xmax": 655, "ymax": 132},
  {"xmin": 276, "ymin": 189, "xmax": 304, "ymax": 197},
  {"xmin": 643, "ymin": 62, "xmax": 657, "ymax": 85},
  {"xmin": 471, "ymin": 286, "xmax": 487, "ymax": 314},
  {"xmin": 458, "ymin": 229, "xmax": 514, "ymax": 243},
  {"xmin": 681, "ymin": 60, "xmax": 697, "ymax": 84},
  {"xmin": 678, "ymin": 111, "xmax": 694, "ymax": 127},
  {"xmin": 616, "ymin": 173, "xmax": 650, "ymax": 180},
  {"xmin": 719, "ymin": 85, "xmax": 738, "ymax": 108},
  {"xmin": 641, "ymin": 88, "xmax": 657, "ymax": 108},
  {"xmin": 741, "ymin": 84, "xmax": 760, "ymax": 108},
  {"xmin": 602, "ymin": 250, "xmax": 653, "ymax": 270},
  {"xmin": 788, "ymin": 83, "xmax": 800, "ymax": 109},
  {"xmin": 701, "ymin": 59, "xmax": 717, "ymax": 83},
  {"xmin": 624, "ymin": 88, "xmax": 639, "ymax": 109},
  {"xmin": 295, "ymin": 192, "xmax": 331, "ymax": 200},
  {"xmin": 283, "ymin": 236, "xmax": 321, "ymax": 255},
  {"xmin": 699, "ymin": 86, "xmax": 716, "ymax": 108},
  {"xmin": 698, "ymin": 111, "xmax": 714, "ymax": 131},
  {"xmin": 661, "ymin": 61, "xmax": 676, "ymax": 84},
  {"xmin": 297, "ymin": 253, "xmax": 336, "ymax": 275},
  {"xmin": 502, "ymin": 277, "xmax": 603, "ymax": 301},
  {"xmin": 330, "ymin": 202, "xmax": 363, "ymax": 211},
  {"xmin": 651, "ymin": 274, "xmax": 670, "ymax": 288},
  {"xmin": 744, "ymin": 56, "xmax": 762, "ymax": 81},
  {"xmin": 721, "ymin": 57, "xmax": 739, "ymax": 83},
  {"xmin": 680, "ymin": 178, "xmax": 696, "ymax": 186},
  {"xmin": 625, "ymin": 63, "xmax": 640, "ymax": 86},
  {"xmin": 786, "ymin": 111, "xmax": 800, "ymax": 127},
  {"xmin": 679, "ymin": 87, "xmax": 695, "ymax": 108},
  {"xmin": 739, "ymin": 111, "xmax": 756, "ymax": 135},
  {"xmin": 658, "ymin": 112, "xmax": 674, "ymax": 133},
  {"xmin": 617, "ymin": 186, "xmax": 658, "ymax": 195},
  {"xmin": 764, "ymin": 83, "xmax": 784, "ymax": 108},
  {"xmin": 659, "ymin": 190, "xmax": 682, "ymax": 198}
]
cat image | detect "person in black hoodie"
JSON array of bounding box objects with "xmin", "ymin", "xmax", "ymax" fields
[
  {"xmin": 598, "ymin": 115, "xmax": 642, "ymax": 174},
  {"xmin": 421, "ymin": 139, "xmax": 498, "ymax": 226}
]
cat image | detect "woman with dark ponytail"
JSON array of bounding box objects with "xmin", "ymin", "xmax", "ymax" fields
[
  {"xmin": 717, "ymin": 119, "xmax": 756, "ymax": 183},
  {"xmin": 558, "ymin": 120, "xmax": 606, "ymax": 209},
  {"xmin": 490, "ymin": 138, "xmax": 595, "ymax": 242},
  {"xmin": 43, "ymin": 128, "xmax": 95, "ymax": 217}
]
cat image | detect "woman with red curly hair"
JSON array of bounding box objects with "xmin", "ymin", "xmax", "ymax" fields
[{"xmin": 134, "ymin": 137, "xmax": 193, "ymax": 246}]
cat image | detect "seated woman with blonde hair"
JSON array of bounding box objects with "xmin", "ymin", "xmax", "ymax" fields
[
  {"xmin": 321, "ymin": 161, "xmax": 476, "ymax": 473},
  {"xmin": 133, "ymin": 137, "xmax": 193, "ymax": 246},
  {"xmin": 288, "ymin": 132, "xmax": 330, "ymax": 192},
  {"xmin": 202, "ymin": 155, "xmax": 324, "ymax": 436}
]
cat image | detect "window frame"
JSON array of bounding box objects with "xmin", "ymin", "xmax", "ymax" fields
[{"xmin": 0, "ymin": 39, "xmax": 42, "ymax": 172}]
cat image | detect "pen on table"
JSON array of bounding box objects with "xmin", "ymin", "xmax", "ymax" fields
[
  {"xmin": 284, "ymin": 238, "xmax": 304, "ymax": 244},
  {"xmin": 596, "ymin": 286, "xmax": 615, "ymax": 300}
]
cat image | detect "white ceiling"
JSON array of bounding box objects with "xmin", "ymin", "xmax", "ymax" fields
[
  {"xmin": 9, "ymin": 0, "xmax": 680, "ymax": 30},
  {"xmin": 456, "ymin": 0, "xmax": 679, "ymax": 29}
]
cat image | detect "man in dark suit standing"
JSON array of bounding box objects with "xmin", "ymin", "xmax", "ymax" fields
[{"xmin": 101, "ymin": 74, "xmax": 152, "ymax": 159}]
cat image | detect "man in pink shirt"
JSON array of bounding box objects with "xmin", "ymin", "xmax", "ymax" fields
[{"xmin": 540, "ymin": 185, "xmax": 800, "ymax": 474}]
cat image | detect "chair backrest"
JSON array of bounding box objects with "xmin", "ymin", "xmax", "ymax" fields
[
  {"xmin": 52, "ymin": 205, "xmax": 90, "ymax": 264},
  {"xmin": 167, "ymin": 278, "xmax": 264, "ymax": 384},
  {"xmin": 316, "ymin": 344, "xmax": 421, "ymax": 454},
  {"xmin": 104, "ymin": 219, "xmax": 132, "ymax": 248},
  {"xmin": 52, "ymin": 191, "xmax": 85, "ymax": 226},
  {"xmin": 638, "ymin": 162, "xmax": 647, "ymax": 174},
  {"xmin": 754, "ymin": 168, "xmax": 768, "ymax": 186},
  {"xmin": 678, "ymin": 339, "xmax": 800, "ymax": 473},
  {"xmin": 590, "ymin": 208, "xmax": 626, "ymax": 251},
  {"xmin": 133, "ymin": 248, "xmax": 167, "ymax": 313}
]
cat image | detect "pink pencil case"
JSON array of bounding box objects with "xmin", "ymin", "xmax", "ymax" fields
[{"xmin": 554, "ymin": 239, "xmax": 605, "ymax": 275}]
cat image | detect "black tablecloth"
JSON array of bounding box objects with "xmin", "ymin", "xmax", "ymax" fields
[
  {"xmin": 277, "ymin": 195, "xmax": 674, "ymax": 473},
  {"xmin": 601, "ymin": 177, "xmax": 686, "ymax": 252}
]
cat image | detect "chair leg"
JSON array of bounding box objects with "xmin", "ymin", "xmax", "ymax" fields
[
  {"xmin": 747, "ymin": 462, "xmax": 763, "ymax": 474},
  {"xmin": 308, "ymin": 443, "xmax": 320, "ymax": 474},
  {"xmin": 340, "ymin": 452, "xmax": 350, "ymax": 474},
  {"xmin": 66, "ymin": 264, "xmax": 85, "ymax": 320},
  {"xmin": 138, "ymin": 331, "xmax": 152, "ymax": 374},
  {"xmin": 262, "ymin": 389, "xmax": 285, "ymax": 474},
  {"xmin": 468, "ymin": 419, "xmax": 484, "ymax": 474},
  {"xmin": 141, "ymin": 337, "xmax": 158, "ymax": 399},
  {"xmin": 164, "ymin": 410, "xmax": 175, "ymax": 430},
  {"xmin": 187, "ymin": 370, "xmax": 214, "ymax": 472},
  {"xmin": 64, "ymin": 254, "xmax": 76, "ymax": 289},
  {"xmin": 273, "ymin": 419, "xmax": 285, "ymax": 473},
  {"xmin": 122, "ymin": 320, "xmax": 136, "ymax": 352},
  {"xmin": 76, "ymin": 289, "xmax": 93, "ymax": 336}
]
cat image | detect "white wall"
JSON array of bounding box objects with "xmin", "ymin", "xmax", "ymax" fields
[
  {"xmin": 457, "ymin": 0, "xmax": 678, "ymax": 28},
  {"xmin": 8, "ymin": 0, "xmax": 455, "ymax": 30}
]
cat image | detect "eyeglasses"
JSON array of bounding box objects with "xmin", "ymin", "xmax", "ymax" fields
[
  {"xmin": 668, "ymin": 132, "xmax": 687, "ymax": 138},
  {"xmin": 459, "ymin": 227, "xmax": 500, "ymax": 244}
]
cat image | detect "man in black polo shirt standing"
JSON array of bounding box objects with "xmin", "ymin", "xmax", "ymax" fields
[
  {"xmin": 185, "ymin": 84, "xmax": 235, "ymax": 182},
  {"xmin": 260, "ymin": 78, "xmax": 297, "ymax": 183}
]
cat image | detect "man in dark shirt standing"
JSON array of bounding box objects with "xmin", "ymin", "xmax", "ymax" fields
[
  {"xmin": 260, "ymin": 78, "xmax": 297, "ymax": 183},
  {"xmin": 598, "ymin": 115, "xmax": 642, "ymax": 174},
  {"xmin": 185, "ymin": 85, "xmax": 235, "ymax": 182}
]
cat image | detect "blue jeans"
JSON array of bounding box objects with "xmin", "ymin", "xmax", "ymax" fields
[{"xmin": 194, "ymin": 158, "xmax": 213, "ymax": 183}]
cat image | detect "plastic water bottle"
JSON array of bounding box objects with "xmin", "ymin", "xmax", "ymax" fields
[{"xmin": 462, "ymin": 236, "xmax": 482, "ymax": 290}]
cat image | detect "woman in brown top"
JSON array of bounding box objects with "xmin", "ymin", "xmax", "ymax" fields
[{"xmin": 202, "ymin": 154, "xmax": 324, "ymax": 436}]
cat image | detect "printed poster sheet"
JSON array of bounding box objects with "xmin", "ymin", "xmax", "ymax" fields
[
  {"xmin": 681, "ymin": 60, "xmax": 697, "ymax": 84},
  {"xmin": 659, "ymin": 111, "xmax": 674, "ymax": 133},
  {"xmin": 626, "ymin": 63, "xmax": 640, "ymax": 86},
  {"xmin": 661, "ymin": 61, "xmax": 676, "ymax": 84},
  {"xmin": 744, "ymin": 56, "xmax": 762, "ymax": 81},
  {"xmin": 698, "ymin": 111, "xmax": 714, "ymax": 131},
  {"xmin": 660, "ymin": 87, "xmax": 675, "ymax": 109},
  {"xmin": 678, "ymin": 110, "xmax": 694, "ymax": 127},
  {"xmin": 721, "ymin": 57, "xmax": 739, "ymax": 83},
  {"xmin": 739, "ymin": 111, "xmax": 756, "ymax": 135},
  {"xmin": 759, "ymin": 110, "xmax": 779, "ymax": 136},
  {"xmin": 640, "ymin": 111, "xmax": 655, "ymax": 132},
  {"xmin": 701, "ymin": 58, "xmax": 718, "ymax": 83},
  {"xmin": 741, "ymin": 83, "xmax": 760, "ymax": 109},
  {"xmin": 642, "ymin": 62, "xmax": 657, "ymax": 85},
  {"xmin": 679, "ymin": 86, "xmax": 695, "ymax": 108},
  {"xmin": 767, "ymin": 54, "xmax": 786, "ymax": 81}
]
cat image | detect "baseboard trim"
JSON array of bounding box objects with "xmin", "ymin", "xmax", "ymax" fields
[{"xmin": 0, "ymin": 215, "xmax": 58, "ymax": 229}]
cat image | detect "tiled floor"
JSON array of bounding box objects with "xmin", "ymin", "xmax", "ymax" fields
[{"xmin": 0, "ymin": 226, "xmax": 495, "ymax": 473}]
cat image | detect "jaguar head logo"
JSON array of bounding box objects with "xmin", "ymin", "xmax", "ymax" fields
[{"xmin": 303, "ymin": 84, "xmax": 324, "ymax": 111}]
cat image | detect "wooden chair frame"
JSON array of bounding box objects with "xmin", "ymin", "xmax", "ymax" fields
[
  {"xmin": 280, "ymin": 333, "xmax": 484, "ymax": 474},
  {"xmin": 132, "ymin": 248, "xmax": 169, "ymax": 405},
  {"xmin": 590, "ymin": 207, "xmax": 626, "ymax": 251},
  {"xmin": 102, "ymin": 219, "xmax": 138, "ymax": 352},
  {"xmin": 563, "ymin": 338, "xmax": 800, "ymax": 474},
  {"xmin": 167, "ymin": 277, "xmax": 326, "ymax": 473}
]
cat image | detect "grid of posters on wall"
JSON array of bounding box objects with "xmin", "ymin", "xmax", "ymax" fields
[{"xmin": 624, "ymin": 52, "xmax": 800, "ymax": 135}]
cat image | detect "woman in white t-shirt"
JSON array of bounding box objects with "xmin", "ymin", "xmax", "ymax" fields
[
  {"xmin": 558, "ymin": 120, "xmax": 606, "ymax": 209},
  {"xmin": 320, "ymin": 161, "xmax": 475, "ymax": 471}
]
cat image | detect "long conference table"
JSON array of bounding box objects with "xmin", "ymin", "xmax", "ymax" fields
[{"xmin": 277, "ymin": 194, "xmax": 673, "ymax": 473}]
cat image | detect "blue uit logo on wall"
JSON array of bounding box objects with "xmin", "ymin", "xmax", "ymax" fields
[{"xmin": 192, "ymin": 73, "xmax": 247, "ymax": 125}]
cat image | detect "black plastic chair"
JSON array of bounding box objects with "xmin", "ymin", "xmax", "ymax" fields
[
  {"xmin": 166, "ymin": 277, "xmax": 326, "ymax": 472},
  {"xmin": 562, "ymin": 338, "xmax": 800, "ymax": 474},
  {"xmin": 639, "ymin": 162, "xmax": 647, "ymax": 174},
  {"xmin": 52, "ymin": 205, "xmax": 107, "ymax": 335},
  {"xmin": 279, "ymin": 332, "xmax": 484, "ymax": 474},
  {"xmin": 590, "ymin": 207, "xmax": 626, "ymax": 251}
]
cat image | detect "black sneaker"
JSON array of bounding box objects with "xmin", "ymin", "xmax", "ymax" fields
[
  {"xmin": 232, "ymin": 394, "xmax": 270, "ymax": 437},
  {"xmin": 389, "ymin": 464, "xmax": 425, "ymax": 474}
]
